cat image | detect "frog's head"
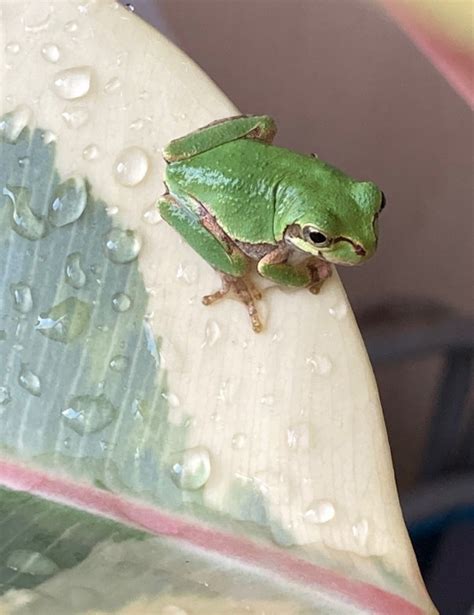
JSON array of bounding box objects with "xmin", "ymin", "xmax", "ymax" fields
[{"xmin": 285, "ymin": 179, "xmax": 385, "ymax": 266}]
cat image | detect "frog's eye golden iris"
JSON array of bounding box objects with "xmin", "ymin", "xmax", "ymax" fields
[{"xmin": 304, "ymin": 227, "xmax": 331, "ymax": 248}]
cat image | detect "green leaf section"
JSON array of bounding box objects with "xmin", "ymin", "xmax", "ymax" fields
[{"xmin": 0, "ymin": 122, "xmax": 189, "ymax": 506}]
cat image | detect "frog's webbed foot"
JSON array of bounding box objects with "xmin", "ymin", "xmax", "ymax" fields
[
  {"xmin": 202, "ymin": 274, "xmax": 263, "ymax": 333},
  {"xmin": 307, "ymin": 259, "xmax": 333, "ymax": 294}
]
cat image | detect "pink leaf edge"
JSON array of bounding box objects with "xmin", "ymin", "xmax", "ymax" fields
[{"xmin": 0, "ymin": 458, "xmax": 425, "ymax": 614}]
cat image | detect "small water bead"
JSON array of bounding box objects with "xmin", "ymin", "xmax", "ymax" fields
[
  {"xmin": 64, "ymin": 20, "xmax": 79, "ymax": 33},
  {"xmin": 176, "ymin": 262, "xmax": 197, "ymax": 285},
  {"xmin": 61, "ymin": 106, "xmax": 89, "ymax": 129},
  {"xmin": 42, "ymin": 130, "xmax": 57, "ymax": 144},
  {"xmin": 104, "ymin": 228, "xmax": 141, "ymax": 263},
  {"xmin": 162, "ymin": 392, "xmax": 180, "ymax": 408},
  {"xmin": 329, "ymin": 302, "xmax": 348, "ymax": 320},
  {"xmin": 65, "ymin": 252, "xmax": 86, "ymax": 288},
  {"xmin": 52, "ymin": 66, "xmax": 92, "ymax": 100},
  {"xmin": 202, "ymin": 320, "xmax": 221, "ymax": 348},
  {"xmin": 142, "ymin": 206, "xmax": 161, "ymax": 225},
  {"xmin": 287, "ymin": 423, "xmax": 313, "ymax": 450},
  {"xmin": 114, "ymin": 146, "xmax": 149, "ymax": 187},
  {"xmin": 0, "ymin": 386, "xmax": 12, "ymax": 406},
  {"xmin": 260, "ymin": 395, "xmax": 274, "ymax": 406},
  {"xmin": 352, "ymin": 518, "xmax": 369, "ymax": 546},
  {"xmin": 306, "ymin": 354, "xmax": 332, "ymax": 375},
  {"xmin": 63, "ymin": 437, "xmax": 71, "ymax": 449},
  {"xmin": 111, "ymin": 292, "xmax": 132, "ymax": 312},
  {"xmin": 125, "ymin": 3, "xmax": 135, "ymax": 11},
  {"xmin": 5, "ymin": 42, "xmax": 21, "ymax": 55},
  {"xmin": 304, "ymin": 500, "xmax": 335, "ymax": 525},
  {"xmin": 109, "ymin": 354, "xmax": 129, "ymax": 372},
  {"xmin": 36, "ymin": 297, "xmax": 91, "ymax": 343},
  {"xmin": 61, "ymin": 394, "xmax": 117, "ymax": 435},
  {"xmin": 129, "ymin": 118, "xmax": 144, "ymax": 131},
  {"xmin": 170, "ymin": 446, "xmax": 211, "ymax": 490},
  {"xmin": 18, "ymin": 156, "xmax": 30, "ymax": 168},
  {"xmin": 3, "ymin": 186, "xmax": 47, "ymax": 240},
  {"xmin": 41, "ymin": 43, "xmax": 60, "ymax": 63},
  {"xmin": 0, "ymin": 105, "xmax": 32, "ymax": 142},
  {"xmin": 82, "ymin": 143, "xmax": 100, "ymax": 161},
  {"xmin": 10, "ymin": 283, "xmax": 33, "ymax": 313},
  {"xmin": 104, "ymin": 77, "xmax": 121, "ymax": 94},
  {"xmin": 49, "ymin": 176, "xmax": 87, "ymax": 227},
  {"xmin": 231, "ymin": 433, "xmax": 248, "ymax": 450},
  {"xmin": 6, "ymin": 550, "xmax": 59, "ymax": 576},
  {"xmin": 18, "ymin": 364, "xmax": 41, "ymax": 397}
]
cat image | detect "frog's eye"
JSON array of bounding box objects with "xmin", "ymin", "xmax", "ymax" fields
[{"xmin": 304, "ymin": 227, "xmax": 331, "ymax": 248}]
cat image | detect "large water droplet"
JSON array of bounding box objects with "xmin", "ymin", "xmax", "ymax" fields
[
  {"xmin": 111, "ymin": 292, "xmax": 132, "ymax": 312},
  {"xmin": 48, "ymin": 176, "xmax": 87, "ymax": 227},
  {"xmin": 82, "ymin": 143, "xmax": 100, "ymax": 161},
  {"xmin": 304, "ymin": 500, "xmax": 335, "ymax": 524},
  {"xmin": 36, "ymin": 297, "xmax": 91, "ymax": 343},
  {"xmin": 104, "ymin": 228, "xmax": 141, "ymax": 263},
  {"xmin": 231, "ymin": 433, "xmax": 247, "ymax": 450},
  {"xmin": 61, "ymin": 106, "xmax": 89, "ymax": 129},
  {"xmin": 5, "ymin": 42, "xmax": 21, "ymax": 55},
  {"xmin": 109, "ymin": 355, "xmax": 129, "ymax": 372},
  {"xmin": 306, "ymin": 354, "xmax": 332, "ymax": 375},
  {"xmin": 201, "ymin": 319, "xmax": 221, "ymax": 348},
  {"xmin": 170, "ymin": 446, "xmax": 211, "ymax": 490},
  {"xmin": 2, "ymin": 185, "xmax": 47, "ymax": 240},
  {"xmin": 18, "ymin": 363, "xmax": 41, "ymax": 397},
  {"xmin": 52, "ymin": 66, "xmax": 92, "ymax": 99},
  {"xmin": 10, "ymin": 282, "xmax": 33, "ymax": 313},
  {"xmin": 61, "ymin": 394, "xmax": 117, "ymax": 435},
  {"xmin": 65, "ymin": 252, "xmax": 86, "ymax": 288},
  {"xmin": 6, "ymin": 550, "xmax": 59, "ymax": 576},
  {"xmin": 0, "ymin": 105, "xmax": 32, "ymax": 142},
  {"xmin": 41, "ymin": 43, "xmax": 60, "ymax": 63},
  {"xmin": 0, "ymin": 386, "xmax": 12, "ymax": 407},
  {"xmin": 114, "ymin": 146, "xmax": 149, "ymax": 186}
]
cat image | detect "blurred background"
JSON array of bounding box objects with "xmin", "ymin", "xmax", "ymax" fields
[{"xmin": 123, "ymin": 1, "xmax": 473, "ymax": 612}]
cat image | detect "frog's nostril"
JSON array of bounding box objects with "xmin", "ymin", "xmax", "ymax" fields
[{"xmin": 355, "ymin": 244, "xmax": 366, "ymax": 257}]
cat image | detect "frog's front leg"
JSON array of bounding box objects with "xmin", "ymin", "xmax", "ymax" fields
[
  {"xmin": 257, "ymin": 246, "xmax": 332, "ymax": 292},
  {"xmin": 158, "ymin": 196, "xmax": 264, "ymax": 332}
]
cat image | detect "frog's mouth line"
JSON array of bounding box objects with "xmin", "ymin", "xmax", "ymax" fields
[{"xmin": 285, "ymin": 225, "xmax": 366, "ymax": 261}]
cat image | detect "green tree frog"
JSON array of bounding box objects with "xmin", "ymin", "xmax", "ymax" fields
[{"xmin": 158, "ymin": 115, "xmax": 385, "ymax": 332}]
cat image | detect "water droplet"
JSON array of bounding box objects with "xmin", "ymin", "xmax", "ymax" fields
[
  {"xmin": 41, "ymin": 43, "xmax": 60, "ymax": 63},
  {"xmin": 18, "ymin": 156, "xmax": 30, "ymax": 168},
  {"xmin": 104, "ymin": 228, "xmax": 141, "ymax": 263},
  {"xmin": 10, "ymin": 282, "xmax": 33, "ymax": 313},
  {"xmin": 65, "ymin": 252, "xmax": 86, "ymax": 288},
  {"xmin": 129, "ymin": 118, "xmax": 144, "ymax": 130},
  {"xmin": 138, "ymin": 90, "xmax": 150, "ymax": 100},
  {"xmin": 63, "ymin": 437, "xmax": 70, "ymax": 448},
  {"xmin": 6, "ymin": 550, "xmax": 58, "ymax": 576},
  {"xmin": 111, "ymin": 292, "xmax": 132, "ymax": 312},
  {"xmin": 113, "ymin": 147, "xmax": 149, "ymax": 187},
  {"xmin": 176, "ymin": 262, "xmax": 197, "ymax": 285},
  {"xmin": 52, "ymin": 66, "xmax": 92, "ymax": 100},
  {"xmin": 260, "ymin": 395, "xmax": 274, "ymax": 406},
  {"xmin": 49, "ymin": 176, "xmax": 87, "ymax": 227},
  {"xmin": 61, "ymin": 394, "xmax": 117, "ymax": 435},
  {"xmin": 36, "ymin": 297, "xmax": 91, "ymax": 343},
  {"xmin": 306, "ymin": 354, "xmax": 332, "ymax": 375},
  {"xmin": 170, "ymin": 446, "xmax": 211, "ymax": 490},
  {"xmin": 18, "ymin": 363, "xmax": 41, "ymax": 397},
  {"xmin": 202, "ymin": 320, "xmax": 221, "ymax": 348},
  {"xmin": 231, "ymin": 433, "xmax": 247, "ymax": 450},
  {"xmin": 105, "ymin": 205, "xmax": 118, "ymax": 216},
  {"xmin": 61, "ymin": 106, "xmax": 89, "ymax": 129},
  {"xmin": 352, "ymin": 518, "xmax": 369, "ymax": 546},
  {"xmin": 104, "ymin": 77, "xmax": 121, "ymax": 94},
  {"xmin": 162, "ymin": 392, "xmax": 180, "ymax": 407},
  {"xmin": 0, "ymin": 105, "xmax": 32, "ymax": 142},
  {"xmin": 42, "ymin": 130, "xmax": 57, "ymax": 144},
  {"xmin": 109, "ymin": 354, "xmax": 128, "ymax": 372},
  {"xmin": 142, "ymin": 206, "xmax": 161, "ymax": 225},
  {"xmin": 2, "ymin": 186, "xmax": 47, "ymax": 240},
  {"xmin": 304, "ymin": 500, "xmax": 335, "ymax": 524},
  {"xmin": 0, "ymin": 386, "xmax": 12, "ymax": 407},
  {"xmin": 125, "ymin": 3, "xmax": 135, "ymax": 12},
  {"xmin": 82, "ymin": 143, "xmax": 100, "ymax": 161},
  {"xmin": 99, "ymin": 439, "xmax": 109, "ymax": 451},
  {"xmin": 64, "ymin": 20, "xmax": 79, "ymax": 33},
  {"xmin": 5, "ymin": 42, "xmax": 21, "ymax": 55},
  {"xmin": 144, "ymin": 320, "xmax": 159, "ymax": 365},
  {"xmin": 287, "ymin": 423, "xmax": 313, "ymax": 450},
  {"xmin": 329, "ymin": 302, "xmax": 348, "ymax": 320},
  {"xmin": 271, "ymin": 330, "xmax": 284, "ymax": 343}
]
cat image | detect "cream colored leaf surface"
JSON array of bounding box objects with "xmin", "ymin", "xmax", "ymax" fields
[{"xmin": 0, "ymin": 0, "xmax": 435, "ymax": 613}]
